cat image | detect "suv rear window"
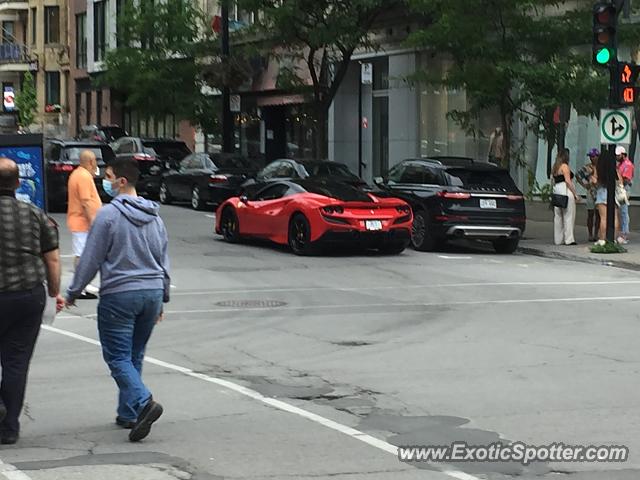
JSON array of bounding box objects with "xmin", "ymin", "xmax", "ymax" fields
[
  {"xmin": 65, "ymin": 146, "xmax": 115, "ymax": 164},
  {"xmin": 142, "ymin": 141, "xmax": 191, "ymax": 161},
  {"xmin": 446, "ymin": 168, "xmax": 518, "ymax": 191},
  {"xmin": 101, "ymin": 127, "xmax": 127, "ymax": 142}
]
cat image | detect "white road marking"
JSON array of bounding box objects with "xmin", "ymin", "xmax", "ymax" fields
[
  {"xmin": 205, "ymin": 214, "xmax": 216, "ymax": 219},
  {"xmin": 170, "ymin": 280, "xmax": 640, "ymax": 297},
  {"xmin": 41, "ymin": 324, "xmax": 482, "ymax": 480},
  {"xmin": 438, "ymin": 255, "xmax": 473, "ymax": 260},
  {"xmin": 0, "ymin": 460, "xmax": 35, "ymax": 480}
]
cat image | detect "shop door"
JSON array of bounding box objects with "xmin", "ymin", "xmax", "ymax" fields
[
  {"xmin": 263, "ymin": 106, "xmax": 287, "ymax": 163},
  {"xmin": 372, "ymin": 96, "xmax": 389, "ymax": 177}
]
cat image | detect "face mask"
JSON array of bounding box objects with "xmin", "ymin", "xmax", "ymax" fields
[{"xmin": 102, "ymin": 179, "xmax": 118, "ymax": 198}]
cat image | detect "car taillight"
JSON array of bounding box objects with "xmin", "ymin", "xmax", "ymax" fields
[
  {"xmin": 396, "ymin": 205, "xmax": 411, "ymax": 214},
  {"xmin": 133, "ymin": 153, "xmax": 156, "ymax": 161},
  {"xmin": 437, "ymin": 191, "xmax": 471, "ymax": 200},
  {"xmin": 209, "ymin": 174, "xmax": 228, "ymax": 184},
  {"xmin": 51, "ymin": 164, "xmax": 74, "ymax": 173},
  {"xmin": 322, "ymin": 205, "xmax": 344, "ymax": 214},
  {"xmin": 507, "ymin": 195, "xmax": 524, "ymax": 201}
]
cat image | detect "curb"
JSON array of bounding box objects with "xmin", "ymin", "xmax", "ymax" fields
[{"xmin": 518, "ymin": 245, "xmax": 640, "ymax": 272}]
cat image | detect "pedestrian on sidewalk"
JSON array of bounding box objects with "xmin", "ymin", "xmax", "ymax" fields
[
  {"xmin": 0, "ymin": 158, "xmax": 64, "ymax": 445},
  {"xmin": 67, "ymin": 149, "xmax": 102, "ymax": 299},
  {"xmin": 551, "ymin": 149, "xmax": 581, "ymax": 245},
  {"xmin": 488, "ymin": 127, "xmax": 505, "ymax": 166},
  {"xmin": 616, "ymin": 146, "xmax": 634, "ymax": 244},
  {"xmin": 593, "ymin": 153, "xmax": 622, "ymax": 244},
  {"xmin": 65, "ymin": 157, "xmax": 170, "ymax": 442},
  {"xmin": 577, "ymin": 149, "xmax": 601, "ymax": 242}
]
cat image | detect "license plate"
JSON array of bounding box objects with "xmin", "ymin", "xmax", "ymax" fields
[
  {"xmin": 480, "ymin": 199, "xmax": 497, "ymax": 209},
  {"xmin": 365, "ymin": 220, "xmax": 383, "ymax": 231}
]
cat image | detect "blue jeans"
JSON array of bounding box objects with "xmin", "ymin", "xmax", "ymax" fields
[
  {"xmin": 621, "ymin": 185, "xmax": 631, "ymax": 235},
  {"xmin": 97, "ymin": 289, "xmax": 163, "ymax": 421}
]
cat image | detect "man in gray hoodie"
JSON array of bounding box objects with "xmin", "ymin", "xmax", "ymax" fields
[{"xmin": 66, "ymin": 157, "xmax": 170, "ymax": 442}]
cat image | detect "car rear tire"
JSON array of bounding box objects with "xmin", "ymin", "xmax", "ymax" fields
[
  {"xmin": 220, "ymin": 207, "xmax": 240, "ymax": 243},
  {"xmin": 411, "ymin": 211, "xmax": 438, "ymax": 251},
  {"xmin": 159, "ymin": 182, "xmax": 172, "ymax": 205},
  {"xmin": 191, "ymin": 186, "xmax": 205, "ymax": 211},
  {"xmin": 289, "ymin": 213, "xmax": 315, "ymax": 256},
  {"xmin": 493, "ymin": 238, "xmax": 519, "ymax": 254}
]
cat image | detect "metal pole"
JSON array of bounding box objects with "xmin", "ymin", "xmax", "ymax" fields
[
  {"xmin": 221, "ymin": 0, "xmax": 234, "ymax": 153},
  {"xmin": 358, "ymin": 72, "xmax": 363, "ymax": 178},
  {"xmin": 606, "ymin": 64, "xmax": 618, "ymax": 242}
]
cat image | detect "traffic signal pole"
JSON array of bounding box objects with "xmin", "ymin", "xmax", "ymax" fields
[
  {"xmin": 606, "ymin": 66, "xmax": 618, "ymax": 242},
  {"xmin": 221, "ymin": 0, "xmax": 234, "ymax": 153}
]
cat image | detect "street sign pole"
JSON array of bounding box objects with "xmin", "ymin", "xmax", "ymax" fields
[
  {"xmin": 606, "ymin": 66, "xmax": 617, "ymax": 243},
  {"xmin": 221, "ymin": 0, "xmax": 234, "ymax": 153}
]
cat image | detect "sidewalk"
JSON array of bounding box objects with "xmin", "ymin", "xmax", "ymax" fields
[{"xmin": 520, "ymin": 220, "xmax": 640, "ymax": 271}]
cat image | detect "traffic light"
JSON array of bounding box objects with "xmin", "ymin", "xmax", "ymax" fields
[
  {"xmin": 593, "ymin": 2, "xmax": 618, "ymax": 67},
  {"xmin": 617, "ymin": 62, "xmax": 640, "ymax": 105}
]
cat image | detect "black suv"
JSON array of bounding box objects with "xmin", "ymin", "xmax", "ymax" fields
[
  {"xmin": 375, "ymin": 157, "xmax": 526, "ymax": 254},
  {"xmin": 45, "ymin": 139, "xmax": 115, "ymax": 211},
  {"xmin": 111, "ymin": 137, "xmax": 191, "ymax": 197}
]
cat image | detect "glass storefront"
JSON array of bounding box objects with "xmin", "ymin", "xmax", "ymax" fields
[{"xmin": 419, "ymin": 55, "xmax": 500, "ymax": 161}]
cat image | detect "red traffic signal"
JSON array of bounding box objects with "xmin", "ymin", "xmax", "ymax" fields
[{"xmin": 617, "ymin": 62, "xmax": 640, "ymax": 106}]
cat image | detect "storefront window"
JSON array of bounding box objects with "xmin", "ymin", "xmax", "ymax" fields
[{"xmin": 419, "ymin": 55, "xmax": 498, "ymax": 161}]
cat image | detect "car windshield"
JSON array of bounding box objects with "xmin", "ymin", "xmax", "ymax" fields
[
  {"xmin": 142, "ymin": 141, "xmax": 191, "ymax": 161},
  {"xmin": 446, "ymin": 168, "xmax": 518, "ymax": 191},
  {"xmin": 298, "ymin": 181, "xmax": 373, "ymax": 202},
  {"xmin": 65, "ymin": 146, "xmax": 114, "ymax": 164}
]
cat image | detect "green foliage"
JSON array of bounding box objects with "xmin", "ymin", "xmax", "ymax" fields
[
  {"xmin": 591, "ymin": 242, "xmax": 627, "ymax": 254},
  {"xmin": 100, "ymin": 0, "xmax": 219, "ymax": 123},
  {"xmin": 407, "ymin": 0, "xmax": 635, "ymax": 166},
  {"xmin": 525, "ymin": 167, "xmax": 552, "ymax": 202},
  {"xmin": 15, "ymin": 72, "xmax": 37, "ymax": 127},
  {"xmin": 237, "ymin": 0, "xmax": 394, "ymax": 155}
]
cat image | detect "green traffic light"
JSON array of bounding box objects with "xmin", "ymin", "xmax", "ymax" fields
[{"xmin": 596, "ymin": 48, "xmax": 611, "ymax": 64}]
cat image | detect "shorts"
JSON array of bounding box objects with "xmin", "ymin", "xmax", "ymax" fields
[
  {"xmin": 595, "ymin": 187, "xmax": 607, "ymax": 206},
  {"xmin": 71, "ymin": 232, "xmax": 88, "ymax": 258}
]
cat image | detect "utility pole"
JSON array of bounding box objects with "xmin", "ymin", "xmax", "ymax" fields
[{"xmin": 221, "ymin": 0, "xmax": 234, "ymax": 153}]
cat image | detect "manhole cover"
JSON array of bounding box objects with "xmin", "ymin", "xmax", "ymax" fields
[{"xmin": 216, "ymin": 300, "xmax": 287, "ymax": 308}]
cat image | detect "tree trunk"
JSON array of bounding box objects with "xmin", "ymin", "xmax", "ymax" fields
[
  {"xmin": 313, "ymin": 102, "xmax": 329, "ymax": 160},
  {"xmin": 500, "ymin": 103, "xmax": 511, "ymax": 169}
]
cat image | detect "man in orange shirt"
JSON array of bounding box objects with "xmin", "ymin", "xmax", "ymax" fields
[{"xmin": 67, "ymin": 150, "xmax": 102, "ymax": 299}]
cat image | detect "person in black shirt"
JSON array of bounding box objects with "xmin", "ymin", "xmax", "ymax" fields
[{"xmin": 0, "ymin": 157, "xmax": 63, "ymax": 444}]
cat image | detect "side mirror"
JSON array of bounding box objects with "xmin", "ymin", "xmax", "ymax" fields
[
  {"xmin": 374, "ymin": 176, "xmax": 384, "ymax": 186},
  {"xmin": 239, "ymin": 195, "xmax": 249, "ymax": 204}
]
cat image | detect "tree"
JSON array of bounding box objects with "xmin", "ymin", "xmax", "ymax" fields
[
  {"xmin": 237, "ymin": 0, "xmax": 398, "ymax": 158},
  {"xmin": 100, "ymin": 0, "xmax": 219, "ymax": 128},
  {"xmin": 406, "ymin": 0, "xmax": 638, "ymax": 169},
  {"xmin": 15, "ymin": 71, "xmax": 37, "ymax": 129}
]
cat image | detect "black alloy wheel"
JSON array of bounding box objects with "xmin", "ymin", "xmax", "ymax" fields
[
  {"xmin": 493, "ymin": 238, "xmax": 519, "ymax": 254},
  {"xmin": 159, "ymin": 182, "xmax": 172, "ymax": 205},
  {"xmin": 191, "ymin": 185, "xmax": 205, "ymax": 211},
  {"xmin": 289, "ymin": 214, "xmax": 315, "ymax": 256},
  {"xmin": 411, "ymin": 210, "xmax": 438, "ymax": 251},
  {"xmin": 220, "ymin": 207, "xmax": 240, "ymax": 243}
]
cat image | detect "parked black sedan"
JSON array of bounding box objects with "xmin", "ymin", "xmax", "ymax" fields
[
  {"xmin": 374, "ymin": 157, "xmax": 526, "ymax": 254},
  {"xmin": 242, "ymin": 158, "xmax": 367, "ymax": 197},
  {"xmin": 45, "ymin": 139, "xmax": 115, "ymax": 211},
  {"xmin": 159, "ymin": 153, "xmax": 263, "ymax": 210}
]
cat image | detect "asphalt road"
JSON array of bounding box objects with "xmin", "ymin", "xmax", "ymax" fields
[{"xmin": 2, "ymin": 203, "xmax": 640, "ymax": 480}]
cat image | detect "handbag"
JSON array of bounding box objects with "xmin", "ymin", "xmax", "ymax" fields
[
  {"xmin": 551, "ymin": 193, "xmax": 569, "ymax": 209},
  {"xmin": 615, "ymin": 183, "xmax": 628, "ymax": 206}
]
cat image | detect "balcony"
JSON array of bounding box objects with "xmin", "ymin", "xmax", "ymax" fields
[
  {"xmin": 0, "ymin": 0, "xmax": 28, "ymax": 12},
  {"xmin": 0, "ymin": 44, "xmax": 35, "ymax": 72}
]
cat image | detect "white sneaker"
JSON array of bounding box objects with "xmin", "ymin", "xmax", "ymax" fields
[{"xmin": 595, "ymin": 240, "xmax": 606, "ymax": 246}]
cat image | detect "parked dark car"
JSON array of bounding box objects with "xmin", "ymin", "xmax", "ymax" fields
[
  {"xmin": 78, "ymin": 125, "xmax": 128, "ymax": 143},
  {"xmin": 45, "ymin": 139, "xmax": 115, "ymax": 211},
  {"xmin": 159, "ymin": 153, "xmax": 263, "ymax": 210},
  {"xmin": 242, "ymin": 159, "xmax": 366, "ymax": 196},
  {"xmin": 374, "ymin": 157, "xmax": 526, "ymax": 254},
  {"xmin": 110, "ymin": 137, "xmax": 191, "ymax": 197}
]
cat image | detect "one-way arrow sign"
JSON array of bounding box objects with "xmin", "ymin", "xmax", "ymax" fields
[{"xmin": 600, "ymin": 108, "xmax": 633, "ymax": 145}]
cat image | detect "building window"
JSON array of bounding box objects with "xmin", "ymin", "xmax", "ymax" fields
[
  {"xmin": 2, "ymin": 21, "xmax": 14, "ymax": 44},
  {"xmin": 30, "ymin": 8, "xmax": 36, "ymax": 45},
  {"xmin": 76, "ymin": 14, "xmax": 87, "ymax": 69},
  {"xmin": 94, "ymin": 1, "xmax": 106, "ymax": 62},
  {"xmin": 44, "ymin": 7, "xmax": 60, "ymax": 44},
  {"xmin": 45, "ymin": 71, "xmax": 60, "ymax": 106}
]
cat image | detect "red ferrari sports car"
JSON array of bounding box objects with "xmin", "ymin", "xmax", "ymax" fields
[{"xmin": 215, "ymin": 180, "xmax": 413, "ymax": 255}]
